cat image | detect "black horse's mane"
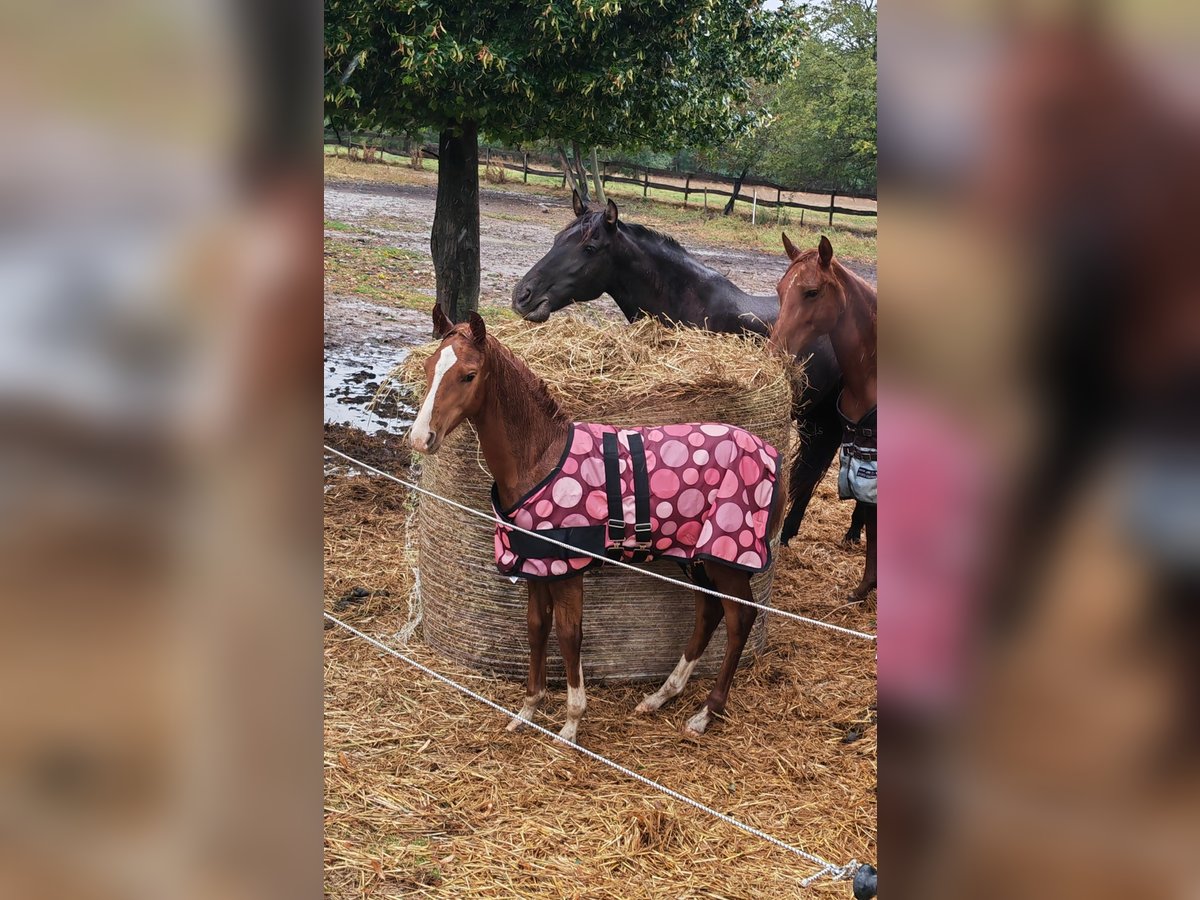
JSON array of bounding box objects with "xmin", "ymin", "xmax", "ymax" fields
[{"xmin": 574, "ymin": 210, "xmax": 685, "ymax": 255}]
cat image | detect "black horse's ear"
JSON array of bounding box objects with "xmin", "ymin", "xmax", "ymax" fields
[
  {"xmin": 572, "ymin": 189, "xmax": 586, "ymax": 218},
  {"xmin": 468, "ymin": 311, "xmax": 487, "ymax": 346},
  {"xmin": 604, "ymin": 198, "xmax": 619, "ymax": 227},
  {"xmin": 818, "ymin": 235, "xmax": 833, "ymax": 268},
  {"xmin": 781, "ymin": 232, "xmax": 801, "ymax": 261},
  {"xmin": 432, "ymin": 303, "xmax": 453, "ymax": 338}
]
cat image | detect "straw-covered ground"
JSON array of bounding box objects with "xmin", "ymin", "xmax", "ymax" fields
[{"xmin": 324, "ymin": 319, "xmax": 877, "ymax": 898}]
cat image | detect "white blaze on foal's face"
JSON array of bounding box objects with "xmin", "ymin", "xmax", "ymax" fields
[{"xmin": 410, "ymin": 345, "xmax": 457, "ymax": 453}]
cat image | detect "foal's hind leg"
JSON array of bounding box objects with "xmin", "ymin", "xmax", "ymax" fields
[
  {"xmin": 549, "ymin": 577, "xmax": 586, "ymax": 743},
  {"xmin": 635, "ymin": 588, "xmax": 724, "ymax": 715},
  {"xmin": 682, "ymin": 564, "xmax": 758, "ymax": 740},
  {"xmin": 507, "ymin": 582, "xmax": 552, "ymax": 732}
]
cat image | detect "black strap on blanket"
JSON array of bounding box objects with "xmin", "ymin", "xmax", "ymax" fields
[
  {"xmin": 602, "ymin": 432, "xmax": 625, "ymax": 544},
  {"xmin": 602, "ymin": 431, "xmax": 655, "ymax": 563},
  {"xmin": 627, "ymin": 432, "xmax": 653, "ymax": 562}
]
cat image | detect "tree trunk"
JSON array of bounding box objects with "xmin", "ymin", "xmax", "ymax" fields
[
  {"xmin": 589, "ymin": 146, "xmax": 607, "ymax": 205},
  {"xmin": 723, "ymin": 165, "xmax": 750, "ymax": 216},
  {"xmin": 431, "ymin": 122, "xmax": 481, "ymax": 324},
  {"xmin": 556, "ymin": 145, "xmax": 584, "ymax": 201},
  {"xmin": 571, "ymin": 142, "xmax": 590, "ymax": 203}
]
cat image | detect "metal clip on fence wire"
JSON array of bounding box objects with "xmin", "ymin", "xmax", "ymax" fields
[
  {"xmin": 324, "ymin": 445, "xmax": 876, "ymax": 643},
  {"xmin": 324, "ymin": 613, "xmax": 862, "ymax": 888}
]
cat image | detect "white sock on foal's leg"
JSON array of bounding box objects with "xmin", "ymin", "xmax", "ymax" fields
[
  {"xmin": 558, "ymin": 663, "xmax": 586, "ymax": 744},
  {"xmin": 635, "ymin": 654, "xmax": 698, "ymax": 714},
  {"xmin": 506, "ymin": 690, "xmax": 545, "ymax": 732},
  {"xmin": 682, "ymin": 705, "xmax": 713, "ymax": 739}
]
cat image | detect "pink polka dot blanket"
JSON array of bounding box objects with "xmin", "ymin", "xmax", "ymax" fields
[{"xmin": 492, "ymin": 422, "xmax": 780, "ymax": 581}]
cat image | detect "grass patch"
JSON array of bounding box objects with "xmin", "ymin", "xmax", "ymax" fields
[
  {"xmin": 324, "ymin": 218, "xmax": 362, "ymax": 233},
  {"xmin": 325, "ymin": 239, "xmax": 435, "ymax": 307}
]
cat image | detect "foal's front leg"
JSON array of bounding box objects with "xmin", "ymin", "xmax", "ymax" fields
[
  {"xmin": 507, "ymin": 582, "xmax": 552, "ymax": 732},
  {"xmin": 549, "ymin": 577, "xmax": 586, "ymax": 743}
]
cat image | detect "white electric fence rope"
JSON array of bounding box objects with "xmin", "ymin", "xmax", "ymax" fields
[
  {"xmin": 324, "ymin": 613, "xmax": 860, "ymax": 887},
  {"xmin": 324, "ymin": 445, "xmax": 876, "ymax": 643}
]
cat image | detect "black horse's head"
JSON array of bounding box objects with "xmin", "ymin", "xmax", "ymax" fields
[{"xmin": 512, "ymin": 191, "xmax": 621, "ymax": 322}]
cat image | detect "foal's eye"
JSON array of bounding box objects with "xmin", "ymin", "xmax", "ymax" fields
[
  {"xmin": 583, "ymin": 244, "xmax": 597, "ymax": 254},
  {"xmin": 462, "ymin": 372, "xmax": 476, "ymax": 382},
  {"xmin": 804, "ymin": 289, "xmax": 820, "ymax": 299}
]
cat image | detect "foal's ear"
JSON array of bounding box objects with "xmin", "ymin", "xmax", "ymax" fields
[
  {"xmin": 604, "ymin": 198, "xmax": 619, "ymax": 227},
  {"xmin": 572, "ymin": 189, "xmax": 586, "ymax": 218},
  {"xmin": 781, "ymin": 232, "xmax": 801, "ymax": 261},
  {"xmin": 432, "ymin": 303, "xmax": 453, "ymax": 338},
  {"xmin": 467, "ymin": 311, "xmax": 487, "ymax": 347},
  {"xmin": 818, "ymin": 235, "xmax": 833, "ymax": 268}
]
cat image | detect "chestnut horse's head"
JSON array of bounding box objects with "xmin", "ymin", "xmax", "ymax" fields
[
  {"xmin": 769, "ymin": 234, "xmax": 845, "ymax": 357},
  {"xmin": 512, "ymin": 190, "xmax": 621, "ymax": 321},
  {"xmin": 409, "ymin": 306, "xmax": 491, "ymax": 454}
]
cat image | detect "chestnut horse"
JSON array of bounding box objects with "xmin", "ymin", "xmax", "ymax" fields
[
  {"xmin": 410, "ymin": 305, "xmax": 782, "ymax": 743},
  {"xmin": 512, "ymin": 191, "xmax": 867, "ymax": 547},
  {"xmin": 770, "ymin": 235, "xmax": 877, "ymax": 602}
]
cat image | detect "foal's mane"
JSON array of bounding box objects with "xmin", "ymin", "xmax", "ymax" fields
[{"xmin": 484, "ymin": 333, "xmax": 571, "ymax": 429}]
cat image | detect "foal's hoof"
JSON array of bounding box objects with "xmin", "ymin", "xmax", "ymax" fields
[
  {"xmin": 680, "ymin": 708, "xmax": 712, "ymax": 741},
  {"xmin": 505, "ymin": 716, "xmax": 528, "ymax": 733},
  {"xmin": 557, "ymin": 723, "xmax": 579, "ymax": 744},
  {"xmin": 841, "ymin": 532, "xmax": 863, "ymax": 547},
  {"xmin": 633, "ymin": 696, "xmax": 663, "ymax": 715}
]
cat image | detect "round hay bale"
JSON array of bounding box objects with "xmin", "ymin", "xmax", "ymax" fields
[{"xmin": 394, "ymin": 317, "xmax": 797, "ymax": 684}]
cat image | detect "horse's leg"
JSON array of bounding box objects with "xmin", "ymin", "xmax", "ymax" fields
[
  {"xmin": 506, "ymin": 581, "xmax": 553, "ymax": 732},
  {"xmin": 849, "ymin": 504, "xmax": 878, "ymax": 604},
  {"xmin": 681, "ymin": 564, "xmax": 758, "ymax": 740},
  {"xmin": 634, "ymin": 583, "xmax": 724, "ymax": 715},
  {"xmin": 780, "ymin": 411, "xmax": 841, "ymax": 546},
  {"xmin": 843, "ymin": 501, "xmax": 866, "ymax": 545},
  {"xmin": 549, "ymin": 577, "xmax": 586, "ymax": 743}
]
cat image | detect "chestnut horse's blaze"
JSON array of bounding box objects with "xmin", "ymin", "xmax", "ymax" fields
[{"xmin": 411, "ymin": 304, "xmax": 782, "ymax": 743}]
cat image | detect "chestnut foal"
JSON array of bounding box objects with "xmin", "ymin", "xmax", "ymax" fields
[
  {"xmin": 770, "ymin": 235, "xmax": 877, "ymax": 602},
  {"xmin": 410, "ymin": 306, "xmax": 781, "ymax": 742}
]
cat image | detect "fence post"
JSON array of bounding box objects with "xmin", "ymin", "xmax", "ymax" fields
[
  {"xmin": 523, "ymin": 152, "xmax": 529, "ymax": 183},
  {"xmin": 485, "ymin": 146, "xmax": 491, "ymax": 168},
  {"xmin": 829, "ymin": 192, "xmax": 836, "ymax": 227},
  {"xmin": 801, "ymin": 208, "xmax": 805, "ymax": 226},
  {"xmin": 752, "ymin": 188, "xmax": 758, "ymax": 225},
  {"xmin": 776, "ymin": 187, "xmax": 782, "ymax": 224},
  {"xmin": 562, "ymin": 168, "xmax": 567, "ymax": 189},
  {"xmin": 643, "ymin": 168, "xmax": 649, "ymax": 199},
  {"xmin": 704, "ymin": 188, "xmax": 708, "ymax": 210},
  {"xmin": 602, "ymin": 161, "xmax": 608, "ymax": 187},
  {"xmin": 684, "ymin": 174, "xmax": 691, "ymax": 208}
]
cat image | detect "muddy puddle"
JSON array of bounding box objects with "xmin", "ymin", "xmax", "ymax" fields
[{"xmin": 324, "ymin": 343, "xmax": 416, "ymax": 436}]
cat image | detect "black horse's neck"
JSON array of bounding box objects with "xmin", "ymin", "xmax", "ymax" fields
[{"xmin": 605, "ymin": 225, "xmax": 779, "ymax": 337}]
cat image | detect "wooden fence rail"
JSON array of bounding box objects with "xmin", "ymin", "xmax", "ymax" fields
[{"xmin": 323, "ymin": 133, "xmax": 877, "ymax": 223}]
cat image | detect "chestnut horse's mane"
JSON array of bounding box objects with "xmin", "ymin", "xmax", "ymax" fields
[{"xmin": 483, "ymin": 332, "xmax": 572, "ymax": 436}]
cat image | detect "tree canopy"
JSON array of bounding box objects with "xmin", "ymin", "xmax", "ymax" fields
[{"xmin": 324, "ymin": 0, "xmax": 803, "ymax": 150}]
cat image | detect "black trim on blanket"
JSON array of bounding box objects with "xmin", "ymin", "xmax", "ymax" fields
[{"xmin": 493, "ymin": 423, "xmax": 577, "ymax": 517}]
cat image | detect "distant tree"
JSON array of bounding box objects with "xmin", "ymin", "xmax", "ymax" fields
[
  {"xmin": 325, "ymin": 0, "xmax": 801, "ymax": 321},
  {"xmin": 762, "ymin": 0, "xmax": 877, "ymax": 192}
]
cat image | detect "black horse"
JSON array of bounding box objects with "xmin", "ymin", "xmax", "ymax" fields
[{"xmin": 512, "ymin": 192, "xmax": 865, "ymax": 545}]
